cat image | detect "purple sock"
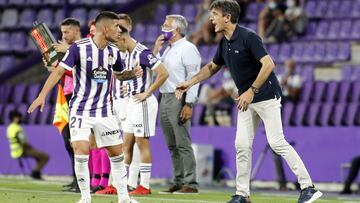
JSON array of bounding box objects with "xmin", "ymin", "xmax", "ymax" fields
[
  {"xmin": 99, "ymin": 149, "xmax": 110, "ymax": 187},
  {"xmin": 90, "ymin": 149, "xmax": 102, "ymax": 187}
]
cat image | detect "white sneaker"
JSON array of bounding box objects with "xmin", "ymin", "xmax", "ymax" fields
[
  {"xmin": 75, "ymin": 197, "xmax": 91, "ymax": 203},
  {"xmin": 118, "ymin": 198, "xmax": 140, "ymax": 203}
]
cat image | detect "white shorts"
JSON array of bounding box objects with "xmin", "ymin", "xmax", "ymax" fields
[
  {"xmin": 69, "ymin": 113, "xmax": 123, "ymax": 148},
  {"xmin": 123, "ymin": 94, "xmax": 158, "ymax": 137},
  {"xmin": 113, "ymin": 98, "xmax": 129, "ymax": 130}
]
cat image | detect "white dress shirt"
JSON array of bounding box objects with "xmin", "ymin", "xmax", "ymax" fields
[{"xmin": 159, "ymin": 37, "xmax": 201, "ymax": 103}]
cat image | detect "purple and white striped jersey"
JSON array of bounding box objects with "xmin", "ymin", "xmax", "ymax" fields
[
  {"xmin": 125, "ymin": 42, "xmax": 161, "ymax": 95},
  {"xmin": 59, "ymin": 37, "xmax": 124, "ymax": 117},
  {"xmin": 112, "ymin": 51, "xmax": 130, "ymax": 100}
]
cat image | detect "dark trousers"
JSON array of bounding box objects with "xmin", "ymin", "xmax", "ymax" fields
[
  {"xmin": 344, "ymin": 156, "xmax": 360, "ymax": 191},
  {"xmin": 22, "ymin": 143, "xmax": 49, "ymax": 172}
]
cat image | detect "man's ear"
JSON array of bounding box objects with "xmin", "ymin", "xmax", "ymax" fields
[{"xmin": 225, "ymin": 14, "xmax": 231, "ymax": 23}]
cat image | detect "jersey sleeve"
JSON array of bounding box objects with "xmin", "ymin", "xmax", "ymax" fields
[
  {"xmin": 139, "ymin": 49, "xmax": 161, "ymax": 70},
  {"xmin": 59, "ymin": 43, "xmax": 79, "ymax": 71},
  {"xmin": 246, "ymin": 32, "xmax": 268, "ymax": 61},
  {"xmin": 112, "ymin": 51, "xmax": 125, "ymax": 73},
  {"xmin": 213, "ymin": 42, "xmax": 225, "ymax": 66}
]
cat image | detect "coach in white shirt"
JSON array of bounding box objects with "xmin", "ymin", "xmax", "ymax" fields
[{"xmin": 153, "ymin": 15, "xmax": 201, "ymax": 194}]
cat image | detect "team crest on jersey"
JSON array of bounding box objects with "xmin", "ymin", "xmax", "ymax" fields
[
  {"xmin": 91, "ymin": 66, "xmax": 109, "ymax": 83},
  {"xmin": 147, "ymin": 53, "xmax": 158, "ymax": 65}
]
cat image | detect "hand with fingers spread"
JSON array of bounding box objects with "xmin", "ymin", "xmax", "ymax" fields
[
  {"xmin": 133, "ymin": 91, "xmax": 150, "ymax": 103},
  {"xmin": 175, "ymin": 81, "xmax": 193, "ymax": 100},
  {"xmin": 235, "ymin": 88, "xmax": 254, "ymax": 112},
  {"xmin": 53, "ymin": 40, "xmax": 70, "ymax": 53},
  {"xmin": 27, "ymin": 95, "xmax": 46, "ymax": 114}
]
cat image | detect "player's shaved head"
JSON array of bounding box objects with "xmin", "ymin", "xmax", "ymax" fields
[{"xmin": 95, "ymin": 11, "xmax": 120, "ymax": 30}]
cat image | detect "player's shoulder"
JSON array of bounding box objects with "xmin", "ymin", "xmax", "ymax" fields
[{"xmin": 74, "ymin": 38, "xmax": 91, "ymax": 46}]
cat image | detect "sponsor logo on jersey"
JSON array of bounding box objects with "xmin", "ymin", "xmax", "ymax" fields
[{"xmin": 101, "ymin": 129, "xmax": 120, "ymax": 136}]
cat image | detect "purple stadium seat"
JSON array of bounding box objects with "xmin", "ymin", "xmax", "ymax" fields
[
  {"xmin": 325, "ymin": 81, "xmax": 338, "ymax": 102},
  {"xmin": 302, "ymin": 43, "xmax": 316, "ymax": 62},
  {"xmin": 338, "ymin": 81, "xmax": 351, "ymax": 102},
  {"xmin": 3, "ymin": 104, "xmax": 16, "ymax": 124},
  {"xmin": 28, "ymin": 107, "xmax": 39, "ymax": 124},
  {"xmin": 0, "ymin": 84, "xmax": 10, "ymax": 103},
  {"xmin": 328, "ymin": 21, "xmax": 341, "ymax": 39},
  {"xmin": 1, "ymin": 9, "xmax": 18, "ymax": 28},
  {"xmin": 12, "ymin": 84, "xmax": 27, "ymax": 104},
  {"xmin": 306, "ymin": 102, "xmax": 320, "ymax": 126},
  {"xmin": 267, "ymin": 44, "xmax": 279, "ymax": 62},
  {"xmin": 304, "ymin": 1, "xmax": 316, "ymax": 18},
  {"xmin": 70, "ymin": 8, "xmax": 87, "ymax": 27},
  {"xmin": 199, "ymin": 45, "xmax": 209, "ymax": 62},
  {"xmin": 38, "ymin": 105, "xmax": 51, "ymax": 125},
  {"xmin": 11, "ymin": 32, "xmax": 27, "ymax": 52},
  {"xmin": 293, "ymin": 102, "xmax": 307, "ymax": 126},
  {"xmin": 300, "ymin": 82, "xmax": 313, "ymax": 102},
  {"xmin": 344, "ymin": 103, "xmax": 358, "ymax": 126},
  {"xmin": 324, "ymin": 42, "xmax": 337, "ymax": 63},
  {"xmin": 169, "ymin": 3, "xmax": 182, "ymax": 14},
  {"xmin": 315, "ymin": 21, "xmax": 329, "ymax": 40},
  {"xmin": 247, "ymin": 22, "xmax": 257, "ymax": 32},
  {"xmin": 145, "ymin": 24, "xmax": 159, "ymax": 44},
  {"xmin": 17, "ymin": 104, "xmax": 29, "ymax": 124},
  {"xmin": 27, "ymin": 37, "xmax": 37, "ymax": 51},
  {"xmin": 26, "ymin": 84, "xmax": 41, "ymax": 103},
  {"xmin": 350, "ymin": 81, "xmax": 360, "ymax": 102},
  {"xmin": 27, "ymin": 0, "xmax": 42, "ymax": 5},
  {"xmin": 291, "ymin": 43, "xmax": 304, "ymax": 62},
  {"xmin": 245, "ymin": 3, "xmax": 258, "ymax": 21},
  {"xmin": 341, "ymin": 64, "xmax": 353, "ymax": 81},
  {"xmin": 303, "ymin": 21, "xmax": 316, "ymax": 40},
  {"xmin": 353, "ymin": 66, "xmax": 360, "ymax": 80},
  {"xmin": 340, "ymin": 20, "xmax": 352, "ymax": 39},
  {"xmin": 97, "ymin": 0, "xmax": 112, "ymax": 4},
  {"xmin": 37, "ymin": 9, "xmax": 53, "ymax": 27},
  {"xmin": 0, "ymin": 0, "xmax": 6, "ymax": 5},
  {"xmin": 326, "ymin": 0, "xmax": 340, "ymax": 18},
  {"xmin": 338, "ymin": 42, "xmax": 351, "ymax": 61},
  {"xmin": 154, "ymin": 4, "xmax": 167, "ymax": 24},
  {"xmin": 207, "ymin": 45, "xmax": 217, "ymax": 63},
  {"xmin": 352, "ymin": 0, "xmax": 360, "ymax": 17},
  {"xmin": 339, "ymin": 0, "xmax": 353, "ymax": 18},
  {"xmin": 133, "ymin": 24, "xmax": 146, "ymax": 43},
  {"xmin": 44, "ymin": 0, "xmax": 60, "ymax": 5},
  {"xmin": 332, "ymin": 103, "xmax": 346, "ymax": 126},
  {"xmin": 183, "ymin": 4, "xmax": 197, "ymax": 23},
  {"xmin": 80, "ymin": 0, "xmax": 96, "ymax": 5},
  {"xmin": 314, "ymin": 42, "xmax": 325, "ymax": 62},
  {"xmin": 312, "ymin": 81, "xmax": 325, "ymax": 102},
  {"xmin": 319, "ymin": 103, "xmax": 333, "ymax": 126},
  {"xmin": 192, "ymin": 104, "xmax": 204, "ymax": 126},
  {"xmin": 54, "ymin": 9, "xmax": 65, "ymax": 26},
  {"xmin": 315, "ymin": 0, "xmax": 328, "ymax": 18},
  {"xmin": 278, "ymin": 43, "xmax": 291, "ymax": 63},
  {"xmin": 281, "ymin": 102, "xmax": 294, "ymax": 126},
  {"xmin": 0, "ymin": 103, "xmax": 3, "ymax": 123},
  {"xmin": 19, "ymin": 9, "xmax": 36, "ymax": 28},
  {"xmin": 351, "ymin": 20, "xmax": 360, "ymax": 39},
  {"xmin": 1, "ymin": 56, "xmax": 16, "ymax": 72}
]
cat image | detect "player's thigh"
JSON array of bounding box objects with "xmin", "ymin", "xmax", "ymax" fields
[
  {"xmin": 133, "ymin": 95, "xmax": 158, "ymax": 138},
  {"xmin": 235, "ymin": 107, "xmax": 260, "ymax": 148},
  {"xmin": 92, "ymin": 115, "xmax": 123, "ymax": 149},
  {"xmin": 69, "ymin": 115, "xmax": 93, "ymax": 154}
]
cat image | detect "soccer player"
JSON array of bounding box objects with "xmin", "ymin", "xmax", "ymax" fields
[
  {"xmin": 175, "ymin": 1, "xmax": 322, "ymax": 203},
  {"xmin": 28, "ymin": 11, "xmax": 141, "ymax": 203},
  {"xmin": 116, "ymin": 25, "xmax": 169, "ymax": 195}
]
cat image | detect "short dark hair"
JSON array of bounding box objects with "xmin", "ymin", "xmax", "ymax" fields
[
  {"xmin": 9, "ymin": 110, "xmax": 22, "ymax": 121},
  {"xmin": 210, "ymin": 0, "xmax": 241, "ymax": 24},
  {"xmin": 60, "ymin": 18, "xmax": 81, "ymax": 28},
  {"xmin": 95, "ymin": 11, "xmax": 119, "ymax": 25},
  {"xmin": 118, "ymin": 13, "xmax": 132, "ymax": 26},
  {"xmin": 119, "ymin": 25, "xmax": 129, "ymax": 34}
]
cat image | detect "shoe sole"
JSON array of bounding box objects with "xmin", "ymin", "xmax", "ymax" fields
[
  {"xmin": 304, "ymin": 191, "xmax": 323, "ymax": 203},
  {"xmin": 173, "ymin": 192, "xmax": 199, "ymax": 195},
  {"xmin": 158, "ymin": 191, "xmax": 173, "ymax": 194}
]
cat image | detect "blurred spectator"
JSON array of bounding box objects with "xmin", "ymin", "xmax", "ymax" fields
[
  {"xmin": 285, "ymin": 0, "xmax": 307, "ymax": 36},
  {"xmin": 198, "ymin": 68, "xmax": 237, "ymax": 126},
  {"xmin": 340, "ymin": 156, "xmax": 360, "ymax": 194},
  {"xmin": 6, "ymin": 110, "xmax": 49, "ymax": 180},
  {"xmin": 190, "ymin": 0, "xmax": 222, "ymax": 45},
  {"xmin": 277, "ymin": 59, "xmax": 302, "ymax": 103}
]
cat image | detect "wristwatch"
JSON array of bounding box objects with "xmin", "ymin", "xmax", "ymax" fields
[
  {"xmin": 185, "ymin": 103, "xmax": 193, "ymax": 108},
  {"xmin": 250, "ymin": 85, "xmax": 259, "ymax": 94}
]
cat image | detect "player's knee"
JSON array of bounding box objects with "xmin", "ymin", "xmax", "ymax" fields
[
  {"xmin": 234, "ymin": 137, "xmax": 251, "ymax": 151},
  {"xmin": 268, "ymin": 139, "xmax": 289, "ymax": 154}
]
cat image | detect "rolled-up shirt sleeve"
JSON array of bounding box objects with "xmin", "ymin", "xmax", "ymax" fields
[{"xmin": 182, "ymin": 45, "xmax": 201, "ymax": 103}]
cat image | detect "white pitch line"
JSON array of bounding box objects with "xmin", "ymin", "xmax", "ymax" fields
[{"xmin": 0, "ymin": 187, "xmax": 224, "ymax": 203}]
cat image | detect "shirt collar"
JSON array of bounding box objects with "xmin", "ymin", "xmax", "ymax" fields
[
  {"xmin": 171, "ymin": 37, "xmax": 186, "ymax": 47},
  {"xmin": 228, "ymin": 25, "xmax": 240, "ymax": 42}
]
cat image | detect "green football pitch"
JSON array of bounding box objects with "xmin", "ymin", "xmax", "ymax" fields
[{"xmin": 0, "ymin": 178, "xmax": 359, "ymax": 203}]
